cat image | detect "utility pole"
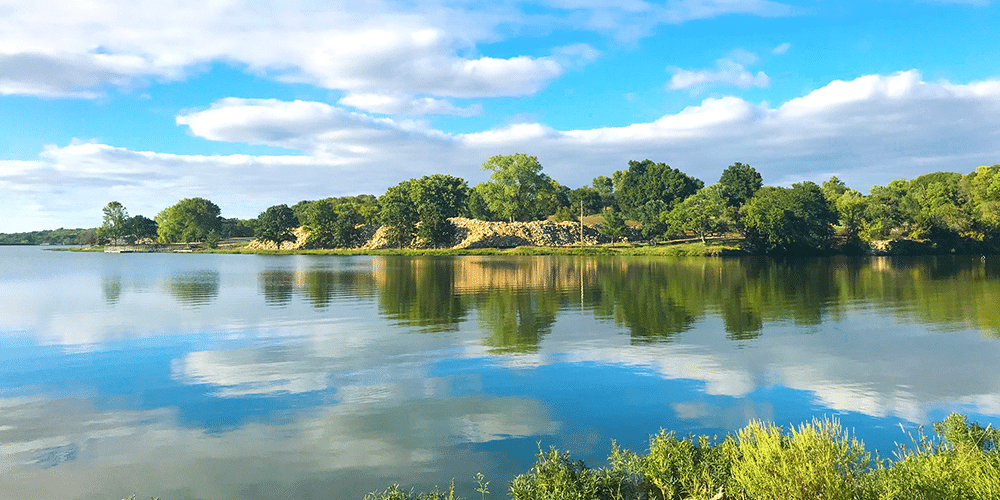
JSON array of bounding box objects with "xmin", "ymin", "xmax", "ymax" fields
[{"xmin": 580, "ymin": 200, "xmax": 584, "ymax": 245}]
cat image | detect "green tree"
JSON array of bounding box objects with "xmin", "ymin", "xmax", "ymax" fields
[
  {"xmin": 478, "ymin": 154, "xmax": 554, "ymax": 222},
  {"xmin": 834, "ymin": 190, "xmax": 867, "ymax": 239},
  {"xmin": 255, "ymin": 204, "xmax": 299, "ymax": 244},
  {"xmin": 968, "ymin": 165, "xmax": 1000, "ymax": 236},
  {"xmin": 128, "ymin": 215, "xmax": 158, "ymax": 241},
  {"xmin": 909, "ymin": 172, "xmax": 975, "ymax": 239},
  {"xmin": 380, "ymin": 180, "xmax": 419, "ymax": 247},
  {"xmin": 821, "ymin": 176, "xmax": 849, "ymax": 203},
  {"xmin": 221, "ymin": 217, "xmax": 256, "ymax": 238},
  {"xmin": 741, "ymin": 182, "xmax": 837, "ymax": 254},
  {"xmin": 409, "ymin": 174, "xmax": 469, "ymax": 219},
  {"xmin": 417, "ymin": 204, "xmax": 455, "ymax": 248},
  {"xmin": 592, "ymin": 175, "xmax": 615, "ymax": 209},
  {"xmin": 290, "ymin": 200, "xmax": 315, "ymax": 227},
  {"xmin": 467, "ymin": 185, "xmax": 495, "ymax": 221},
  {"xmin": 568, "ymin": 186, "xmax": 603, "ymax": 216},
  {"xmin": 665, "ymin": 184, "xmax": 728, "ymax": 243},
  {"xmin": 635, "ymin": 199, "xmax": 669, "ymax": 241},
  {"xmin": 155, "ymin": 197, "xmax": 223, "ymax": 243},
  {"xmin": 718, "ymin": 162, "xmax": 763, "ymax": 209},
  {"xmin": 97, "ymin": 201, "xmax": 129, "ymax": 244},
  {"xmin": 304, "ymin": 199, "xmax": 362, "ymax": 248},
  {"xmin": 862, "ymin": 180, "xmax": 909, "ymax": 240},
  {"xmin": 614, "ymin": 159, "xmax": 703, "ymax": 218},
  {"xmin": 599, "ymin": 208, "xmax": 626, "ymax": 240}
]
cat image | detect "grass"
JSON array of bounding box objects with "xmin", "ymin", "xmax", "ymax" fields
[{"xmin": 361, "ymin": 413, "xmax": 999, "ymax": 500}]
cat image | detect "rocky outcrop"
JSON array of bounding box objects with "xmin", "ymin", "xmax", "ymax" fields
[{"xmin": 246, "ymin": 218, "xmax": 640, "ymax": 250}]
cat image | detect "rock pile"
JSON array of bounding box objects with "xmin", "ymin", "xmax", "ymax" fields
[{"xmin": 246, "ymin": 218, "xmax": 639, "ymax": 250}]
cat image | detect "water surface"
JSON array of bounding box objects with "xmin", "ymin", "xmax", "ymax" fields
[{"xmin": 2, "ymin": 247, "xmax": 999, "ymax": 500}]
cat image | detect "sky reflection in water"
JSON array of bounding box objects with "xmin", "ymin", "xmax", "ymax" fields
[{"xmin": 1, "ymin": 247, "xmax": 999, "ymax": 500}]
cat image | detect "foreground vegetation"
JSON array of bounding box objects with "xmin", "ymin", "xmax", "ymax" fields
[{"xmin": 363, "ymin": 413, "xmax": 999, "ymax": 500}]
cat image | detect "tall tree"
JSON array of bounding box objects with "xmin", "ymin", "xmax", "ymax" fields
[
  {"xmin": 665, "ymin": 183, "xmax": 728, "ymax": 243},
  {"xmin": 592, "ymin": 175, "xmax": 614, "ymax": 209},
  {"xmin": 568, "ymin": 186, "xmax": 603, "ymax": 216},
  {"xmin": 305, "ymin": 199, "xmax": 360, "ymax": 248},
  {"xmin": 718, "ymin": 162, "xmax": 763, "ymax": 208},
  {"xmin": 98, "ymin": 201, "xmax": 129, "ymax": 244},
  {"xmin": 379, "ymin": 180, "xmax": 419, "ymax": 247},
  {"xmin": 155, "ymin": 197, "xmax": 223, "ymax": 243},
  {"xmin": 599, "ymin": 208, "xmax": 626, "ymax": 240},
  {"xmin": 477, "ymin": 154, "xmax": 553, "ymax": 222},
  {"xmin": 128, "ymin": 215, "xmax": 158, "ymax": 241},
  {"xmin": 613, "ymin": 159, "xmax": 703, "ymax": 217},
  {"xmin": 255, "ymin": 204, "xmax": 299, "ymax": 244},
  {"xmin": 741, "ymin": 182, "xmax": 837, "ymax": 254}
]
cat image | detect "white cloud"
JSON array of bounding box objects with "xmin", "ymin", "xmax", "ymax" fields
[
  {"xmin": 338, "ymin": 93, "xmax": 484, "ymax": 116},
  {"xmin": 772, "ymin": 42, "xmax": 791, "ymax": 55},
  {"xmin": 669, "ymin": 49, "xmax": 770, "ymax": 91},
  {"xmin": 4, "ymin": 71, "xmax": 1000, "ymax": 232},
  {"xmin": 0, "ymin": 0, "xmax": 797, "ymax": 99}
]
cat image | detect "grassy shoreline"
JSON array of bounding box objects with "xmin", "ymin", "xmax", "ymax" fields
[{"xmin": 54, "ymin": 239, "xmax": 747, "ymax": 257}]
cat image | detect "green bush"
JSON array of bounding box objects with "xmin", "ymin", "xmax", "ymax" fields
[{"xmin": 730, "ymin": 417, "xmax": 869, "ymax": 500}]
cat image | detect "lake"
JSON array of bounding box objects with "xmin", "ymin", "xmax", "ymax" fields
[{"xmin": 2, "ymin": 246, "xmax": 999, "ymax": 500}]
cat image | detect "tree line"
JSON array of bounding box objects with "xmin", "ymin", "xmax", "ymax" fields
[{"xmin": 92, "ymin": 154, "xmax": 1000, "ymax": 254}]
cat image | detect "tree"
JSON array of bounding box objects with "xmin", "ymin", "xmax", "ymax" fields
[
  {"xmin": 221, "ymin": 218, "xmax": 256, "ymax": 238},
  {"xmin": 835, "ymin": 190, "xmax": 867, "ymax": 239},
  {"xmin": 98, "ymin": 201, "xmax": 129, "ymax": 244},
  {"xmin": 409, "ymin": 174, "xmax": 469, "ymax": 219},
  {"xmin": 467, "ymin": 185, "xmax": 495, "ymax": 221},
  {"xmin": 255, "ymin": 204, "xmax": 299, "ymax": 244},
  {"xmin": 821, "ymin": 176, "xmax": 849, "ymax": 204},
  {"xmin": 613, "ymin": 159, "xmax": 703, "ymax": 217},
  {"xmin": 741, "ymin": 182, "xmax": 837, "ymax": 254},
  {"xmin": 305, "ymin": 199, "xmax": 361, "ymax": 248},
  {"xmin": 635, "ymin": 199, "xmax": 669, "ymax": 241},
  {"xmin": 417, "ymin": 204, "xmax": 455, "ymax": 248},
  {"xmin": 599, "ymin": 208, "xmax": 626, "ymax": 240},
  {"xmin": 380, "ymin": 174, "xmax": 468, "ymax": 248},
  {"xmin": 719, "ymin": 163, "xmax": 763, "ymax": 208},
  {"xmin": 380, "ymin": 180, "xmax": 419, "ymax": 247},
  {"xmin": 665, "ymin": 184, "xmax": 728, "ymax": 243},
  {"xmin": 592, "ymin": 175, "xmax": 615, "ymax": 209},
  {"xmin": 968, "ymin": 165, "xmax": 1000, "ymax": 236},
  {"xmin": 128, "ymin": 215, "xmax": 158, "ymax": 242},
  {"xmin": 904, "ymin": 172, "xmax": 975, "ymax": 239},
  {"xmin": 478, "ymin": 154, "xmax": 554, "ymax": 222},
  {"xmin": 568, "ymin": 186, "xmax": 603, "ymax": 216},
  {"xmin": 155, "ymin": 197, "xmax": 223, "ymax": 243},
  {"xmin": 862, "ymin": 180, "xmax": 908, "ymax": 240}
]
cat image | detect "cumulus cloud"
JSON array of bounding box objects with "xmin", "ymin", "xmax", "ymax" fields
[
  {"xmin": 668, "ymin": 49, "xmax": 770, "ymax": 91},
  {"xmin": 4, "ymin": 71, "xmax": 1000, "ymax": 232},
  {"xmin": 0, "ymin": 0, "xmax": 795, "ymax": 99},
  {"xmin": 338, "ymin": 93, "xmax": 483, "ymax": 116},
  {"xmin": 0, "ymin": 1, "xmax": 568, "ymax": 99}
]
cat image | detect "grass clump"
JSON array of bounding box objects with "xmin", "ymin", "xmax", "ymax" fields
[
  {"xmin": 372, "ymin": 413, "xmax": 1000, "ymax": 500},
  {"xmin": 863, "ymin": 414, "xmax": 1000, "ymax": 500},
  {"xmin": 730, "ymin": 417, "xmax": 869, "ymax": 500},
  {"xmin": 364, "ymin": 480, "xmax": 461, "ymax": 500}
]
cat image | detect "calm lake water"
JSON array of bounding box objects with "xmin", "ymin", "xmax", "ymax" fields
[{"xmin": 2, "ymin": 246, "xmax": 1000, "ymax": 500}]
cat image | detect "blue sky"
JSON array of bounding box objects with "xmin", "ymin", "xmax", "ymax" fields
[{"xmin": 1, "ymin": 0, "xmax": 1000, "ymax": 232}]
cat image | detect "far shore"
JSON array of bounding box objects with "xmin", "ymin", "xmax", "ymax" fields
[{"xmin": 52, "ymin": 235, "xmax": 1000, "ymax": 257}]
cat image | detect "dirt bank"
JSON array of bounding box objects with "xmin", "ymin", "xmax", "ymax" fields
[{"xmin": 245, "ymin": 218, "xmax": 641, "ymax": 250}]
